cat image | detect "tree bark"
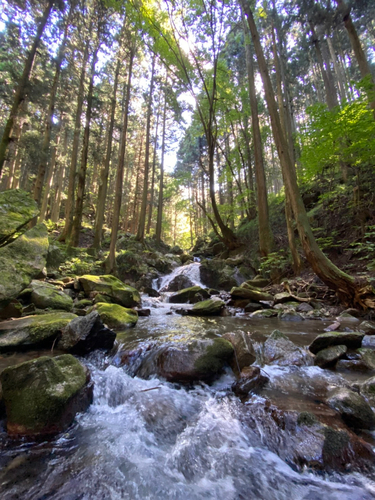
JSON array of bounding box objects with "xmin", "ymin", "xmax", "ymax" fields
[
  {"xmin": 70, "ymin": 44, "xmax": 100, "ymax": 247},
  {"xmin": 155, "ymin": 86, "xmax": 167, "ymax": 245},
  {"xmin": 136, "ymin": 53, "xmax": 156, "ymax": 242},
  {"xmin": 242, "ymin": 15, "xmax": 273, "ymax": 256},
  {"xmin": 93, "ymin": 56, "xmax": 121, "ymax": 249},
  {"xmin": 241, "ymin": 0, "xmax": 362, "ymax": 306},
  {"xmin": 106, "ymin": 47, "xmax": 135, "ymax": 273},
  {"xmin": 59, "ymin": 40, "xmax": 90, "ymax": 242},
  {"xmin": 0, "ymin": 0, "xmax": 55, "ymax": 175}
]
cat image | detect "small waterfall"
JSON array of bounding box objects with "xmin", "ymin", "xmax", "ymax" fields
[{"xmin": 157, "ymin": 262, "xmax": 203, "ymax": 292}]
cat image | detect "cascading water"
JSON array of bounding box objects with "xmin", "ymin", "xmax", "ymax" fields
[
  {"xmin": 1, "ymin": 265, "xmax": 375, "ymax": 499},
  {"xmin": 155, "ymin": 262, "xmax": 204, "ymax": 293}
]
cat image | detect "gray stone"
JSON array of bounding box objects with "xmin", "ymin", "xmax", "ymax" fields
[
  {"xmin": 232, "ymin": 366, "xmax": 268, "ymax": 396},
  {"xmin": 29, "ymin": 280, "xmax": 73, "ymax": 311},
  {"xmin": 0, "ymin": 312, "xmax": 77, "ymax": 351},
  {"xmin": 309, "ymin": 332, "xmax": 364, "ymax": 354},
  {"xmin": 169, "ymin": 286, "xmax": 209, "ymax": 304},
  {"xmin": 57, "ymin": 310, "xmax": 116, "ymax": 354},
  {"xmin": 314, "ymin": 345, "xmax": 347, "ymax": 368},
  {"xmin": 260, "ymin": 330, "xmax": 314, "ymax": 367},
  {"xmin": 327, "ymin": 387, "xmax": 375, "ymax": 430},
  {"xmin": 223, "ymin": 331, "xmax": 256, "ymax": 373}
]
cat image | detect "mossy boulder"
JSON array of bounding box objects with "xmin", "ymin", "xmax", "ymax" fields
[
  {"xmin": 250, "ymin": 309, "xmax": 278, "ymax": 318},
  {"xmin": 0, "ymin": 354, "xmax": 93, "ymax": 437},
  {"xmin": 79, "ymin": 274, "xmax": 141, "ymax": 308},
  {"xmin": 309, "ymin": 332, "xmax": 364, "ymax": 354},
  {"xmin": 314, "ymin": 345, "xmax": 347, "ymax": 368},
  {"xmin": 29, "ymin": 280, "xmax": 73, "ymax": 311},
  {"xmin": 0, "ymin": 299, "xmax": 23, "ymax": 320},
  {"xmin": 57, "ymin": 310, "xmax": 116, "ymax": 354},
  {"xmin": 259, "ymin": 330, "xmax": 314, "ymax": 367},
  {"xmin": 93, "ymin": 302, "xmax": 138, "ymax": 329},
  {"xmin": 230, "ymin": 286, "xmax": 274, "ymax": 303},
  {"xmin": 189, "ymin": 299, "xmax": 225, "ymax": 316},
  {"xmin": 169, "ymin": 286, "xmax": 208, "ymax": 304},
  {"xmin": 326, "ymin": 387, "xmax": 375, "ymax": 430},
  {"xmin": 0, "ymin": 189, "xmax": 39, "ymax": 245},
  {"xmin": 0, "ymin": 223, "xmax": 49, "ymax": 305},
  {"xmin": 155, "ymin": 338, "xmax": 234, "ymax": 383},
  {"xmin": 0, "ymin": 312, "xmax": 77, "ymax": 351}
]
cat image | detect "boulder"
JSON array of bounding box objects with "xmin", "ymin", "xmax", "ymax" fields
[
  {"xmin": 336, "ymin": 348, "xmax": 375, "ymax": 372},
  {"xmin": 296, "ymin": 302, "xmax": 314, "ymax": 313},
  {"xmin": 189, "ymin": 299, "xmax": 225, "ymax": 316},
  {"xmin": 139, "ymin": 338, "xmax": 234, "ymax": 383},
  {"xmin": 278, "ymin": 310, "xmax": 304, "ymax": 321},
  {"xmin": 160, "ymin": 274, "xmax": 195, "ymax": 292},
  {"xmin": 223, "ymin": 331, "xmax": 256, "ymax": 373},
  {"xmin": 57, "ymin": 310, "xmax": 116, "ymax": 354},
  {"xmin": 359, "ymin": 376, "xmax": 375, "ymax": 406},
  {"xmin": 169, "ymin": 286, "xmax": 209, "ymax": 304},
  {"xmin": 79, "ymin": 275, "xmax": 141, "ymax": 308},
  {"xmin": 274, "ymin": 292, "xmax": 293, "ymax": 304},
  {"xmin": 0, "ymin": 299, "xmax": 23, "ymax": 320},
  {"xmin": 250, "ymin": 309, "xmax": 278, "ymax": 318},
  {"xmin": 232, "ymin": 366, "xmax": 268, "ymax": 396},
  {"xmin": 0, "ymin": 312, "xmax": 77, "ymax": 351},
  {"xmin": 326, "ymin": 387, "xmax": 375, "ymax": 430},
  {"xmin": 93, "ymin": 302, "xmax": 138, "ymax": 329},
  {"xmin": 309, "ymin": 332, "xmax": 364, "ymax": 354},
  {"xmin": 259, "ymin": 330, "xmax": 314, "ymax": 367},
  {"xmin": 314, "ymin": 345, "xmax": 347, "ymax": 368},
  {"xmin": 0, "ymin": 224, "xmax": 49, "ymax": 304},
  {"xmin": 246, "ymin": 276, "xmax": 269, "ymax": 288},
  {"xmin": 29, "ymin": 280, "xmax": 73, "ymax": 311},
  {"xmin": 230, "ymin": 286, "xmax": 274, "ymax": 302},
  {"xmin": 359, "ymin": 321, "xmax": 375, "ymax": 335},
  {"xmin": 0, "ymin": 189, "xmax": 39, "ymax": 245},
  {"xmin": 0, "ymin": 354, "xmax": 93, "ymax": 437}
]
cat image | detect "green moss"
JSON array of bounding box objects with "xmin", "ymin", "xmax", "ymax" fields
[
  {"xmin": 194, "ymin": 338, "xmax": 234, "ymax": 375},
  {"xmin": 322, "ymin": 427, "xmax": 349, "ymax": 458},
  {"xmin": 190, "ymin": 299, "xmax": 224, "ymax": 316},
  {"xmin": 28, "ymin": 313, "xmax": 77, "ymax": 343},
  {"xmin": 94, "ymin": 302, "xmax": 138, "ymax": 330},
  {"xmin": 269, "ymin": 330, "xmax": 288, "ymax": 341},
  {"xmin": 0, "ymin": 189, "xmax": 39, "ymax": 244},
  {"xmin": 79, "ymin": 275, "xmax": 141, "ymax": 308},
  {"xmin": 0, "ymin": 354, "xmax": 86, "ymax": 432},
  {"xmin": 297, "ymin": 411, "xmax": 318, "ymax": 427}
]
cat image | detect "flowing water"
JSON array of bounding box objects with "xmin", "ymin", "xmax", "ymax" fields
[{"xmin": 1, "ymin": 265, "xmax": 375, "ymax": 499}]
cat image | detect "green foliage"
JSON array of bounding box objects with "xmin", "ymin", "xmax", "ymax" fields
[
  {"xmin": 259, "ymin": 250, "xmax": 291, "ymax": 280},
  {"xmin": 299, "ymin": 93, "xmax": 375, "ymax": 181},
  {"xmin": 351, "ymin": 226, "xmax": 375, "ymax": 270}
]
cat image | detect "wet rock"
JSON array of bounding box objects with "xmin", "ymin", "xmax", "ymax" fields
[
  {"xmin": 0, "ymin": 299, "xmax": 23, "ymax": 320},
  {"xmin": 161, "ymin": 274, "xmax": 194, "ymax": 292},
  {"xmin": 0, "ymin": 312, "xmax": 77, "ymax": 351},
  {"xmin": 232, "ymin": 366, "xmax": 268, "ymax": 396},
  {"xmin": 0, "ymin": 354, "xmax": 93, "ymax": 437},
  {"xmin": 338, "ymin": 312, "xmax": 360, "ymax": 323},
  {"xmin": 326, "ymin": 387, "xmax": 375, "ymax": 430},
  {"xmin": 29, "ymin": 280, "xmax": 73, "ymax": 311},
  {"xmin": 57, "ymin": 310, "xmax": 116, "ymax": 354},
  {"xmin": 244, "ymin": 302, "xmax": 264, "ymax": 313},
  {"xmin": 278, "ymin": 310, "xmax": 304, "ymax": 321},
  {"xmin": 144, "ymin": 287, "xmax": 160, "ymax": 297},
  {"xmin": 296, "ymin": 302, "xmax": 314, "ymax": 313},
  {"xmin": 93, "ymin": 302, "xmax": 138, "ymax": 330},
  {"xmin": 230, "ymin": 286, "xmax": 274, "ymax": 303},
  {"xmin": 359, "ymin": 376, "xmax": 375, "ymax": 406},
  {"xmin": 136, "ymin": 308, "xmax": 151, "ymax": 317},
  {"xmin": 222, "ymin": 331, "xmax": 256, "ymax": 373},
  {"xmin": 0, "ymin": 224, "xmax": 49, "ymax": 304},
  {"xmin": 0, "ymin": 189, "xmax": 39, "ymax": 245},
  {"xmin": 359, "ymin": 321, "xmax": 375, "ymax": 335},
  {"xmin": 189, "ymin": 299, "xmax": 225, "ymax": 316},
  {"xmin": 140, "ymin": 338, "xmax": 234, "ymax": 383},
  {"xmin": 169, "ymin": 286, "xmax": 209, "ymax": 304},
  {"xmin": 336, "ymin": 348, "xmax": 375, "ymax": 372},
  {"xmin": 309, "ymin": 332, "xmax": 364, "ymax": 354},
  {"xmin": 259, "ymin": 330, "xmax": 314, "ymax": 367},
  {"xmin": 241, "ymin": 398, "xmax": 375, "ymax": 473},
  {"xmin": 314, "ymin": 345, "xmax": 347, "ymax": 368},
  {"xmin": 250, "ymin": 309, "xmax": 278, "ymax": 318},
  {"xmin": 79, "ymin": 275, "xmax": 141, "ymax": 308}
]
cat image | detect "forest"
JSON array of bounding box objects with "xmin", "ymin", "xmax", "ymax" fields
[{"xmin": 1, "ymin": 0, "xmax": 375, "ymax": 306}]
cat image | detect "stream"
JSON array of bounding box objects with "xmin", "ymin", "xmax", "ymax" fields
[{"xmin": 0, "ymin": 265, "xmax": 375, "ymax": 499}]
